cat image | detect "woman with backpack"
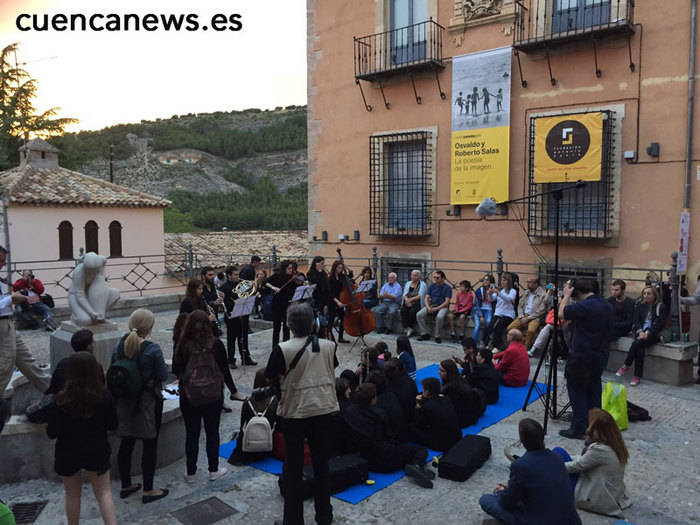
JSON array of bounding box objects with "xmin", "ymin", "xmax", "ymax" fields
[
  {"xmin": 110, "ymin": 308, "xmax": 169, "ymax": 504},
  {"xmin": 173, "ymin": 310, "xmax": 244, "ymax": 483},
  {"xmin": 46, "ymin": 352, "xmax": 117, "ymax": 525}
]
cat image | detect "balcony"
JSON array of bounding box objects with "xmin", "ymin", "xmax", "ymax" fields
[
  {"xmin": 354, "ymin": 19, "xmax": 445, "ymax": 82},
  {"xmin": 513, "ymin": 0, "xmax": 635, "ymax": 52}
]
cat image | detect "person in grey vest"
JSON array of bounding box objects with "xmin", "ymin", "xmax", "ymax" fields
[{"xmin": 265, "ymin": 302, "xmax": 339, "ymax": 525}]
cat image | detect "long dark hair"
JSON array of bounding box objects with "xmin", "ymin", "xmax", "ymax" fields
[
  {"xmin": 173, "ymin": 312, "xmax": 189, "ymax": 348},
  {"xmin": 396, "ymin": 335, "xmax": 414, "ymax": 358},
  {"xmin": 176, "ymin": 309, "xmax": 214, "ymax": 364},
  {"xmin": 329, "ymin": 260, "xmax": 345, "ymax": 282},
  {"xmin": 587, "ymin": 408, "xmax": 629, "ymax": 465},
  {"xmin": 440, "ymin": 359, "xmax": 462, "ymax": 385},
  {"xmin": 56, "ymin": 352, "xmax": 105, "ymax": 419},
  {"xmin": 185, "ymin": 278, "xmax": 203, "ymax": 305}
]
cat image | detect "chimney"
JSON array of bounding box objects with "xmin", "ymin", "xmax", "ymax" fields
[{"xmin": 19, "ymin": 139, "xmax": 59, "ymax": 169}]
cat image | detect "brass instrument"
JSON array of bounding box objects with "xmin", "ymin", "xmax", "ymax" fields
[{"xmin": 234, "ymin": 279, "xmax": 257, "ymax": 299}]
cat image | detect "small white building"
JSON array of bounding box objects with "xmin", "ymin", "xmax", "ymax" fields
[{"xmin": 0, "ymin": 139, "xmax": 170, "ymax": 299}]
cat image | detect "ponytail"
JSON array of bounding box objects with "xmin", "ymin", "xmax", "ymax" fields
[{"xmin": 125, "ymin": 308, "xmax": 155, "ymax": 358}]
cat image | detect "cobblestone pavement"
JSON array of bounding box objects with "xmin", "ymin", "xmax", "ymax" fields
[{"xmin": 3, "ymin": 310, "xmax": 699, "ymax": 525}]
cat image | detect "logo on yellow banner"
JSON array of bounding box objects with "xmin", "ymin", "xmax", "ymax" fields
[{"xmin": 534, "ymin": 113, "xmax": 603, "ymax": 183}]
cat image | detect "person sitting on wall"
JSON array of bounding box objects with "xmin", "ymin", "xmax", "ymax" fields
[
  {"xmin": 417, "ymin": 271, "xmax": 452, "ymax": 344},
  {"xmin": 493, "ymin": 329, "xmax": 530, "ymax": 387},
  {"xmin": 357, "ymin": 266, "xmax": 378, "ymax": 309},
  {"xmin": 372, "ymin": 272, "xmax": 403, "ymax": 334},
  {"xmin": 616, "ymin": 285, "xmax": 667, "ymax": 387},
  {"xmin": 400, "ymin": 270, "xmax": 427, "ymax": 337},
  {"xmin": 488, "ymin": 273, "xmax": 517, "ymax": 351},
  {"xmin": 506, "ymin": 276, "xmax": 547, "ymax": 351},
  {"xmin": 607, "ymin": 279, "xmax": 635, "ymax": 339},
  {"xmin": 449, "ymin": 280, "xmax": 475, "ymax": 343},
  {"xmin": 13, "ymin": 269, "xmax": 58, "ymax": 331},
  {"xmin": 344, "ymin": 382, "xmax": 434, "ymax": 488},
  {"xmin": 479, "ymin": 418, "xmax": 582, "ymax": 525},
  {"xmin": 408, "ymin": 377, "xmax": 461, "ymax": 452}
]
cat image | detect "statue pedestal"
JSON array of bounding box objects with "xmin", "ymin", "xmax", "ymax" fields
[{"xmin": 50, "ymin": 320, "xmax": 122, "ymax": 373}]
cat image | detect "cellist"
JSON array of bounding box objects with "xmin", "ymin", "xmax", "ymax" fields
[{"xmin": 329, "ymin": 260, "xmax": 350, "ymax": 343}]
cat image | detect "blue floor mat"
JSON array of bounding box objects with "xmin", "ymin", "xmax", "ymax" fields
[{"xmin": 220, "ymin": 363, "xmax": 546, "ymax": 504}]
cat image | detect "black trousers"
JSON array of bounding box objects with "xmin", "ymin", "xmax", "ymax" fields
[
  {"xmin": 624, "ymin": 334, "xmax": 659, "ymax": 377},
  {"xmin": 370, "ymin": 442, "xmax": 427, "ymax": 473},
  {"xmin": 400, "ymin": 303, "xmax": 421, "ymax": 329},
  {"xmin": 328, "ymin": 304, "xmax": 345, "ymax": 338},
  {"xmin": 117, "ymin": 397, "xmax": 164, "ymax": 491},
  {"xmin": 489, "ymin": 315, "xmax": 513, "ymax": 350},
  {"xmin": 225, "ymin": 316, "xmax": 249, "ymax": 361},
  {"xmin": 281, "ymin": 414, "xmax": 333, "ymax": 525},
  {"xmin": 180, "ymin": 396, "xmax": 223, "ymax": 475},
  {"xmin": 272, "ymin": 308, "xmax": 290, "ymax": 348}
]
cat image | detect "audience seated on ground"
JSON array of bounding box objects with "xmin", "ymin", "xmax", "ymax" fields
[
  {"xmin": 46, "ymin": 329, "xmax": 97, "ymax": 395},
  {"xmin": 493, "ymin": 329, "xmax": 530, "ymax": 387},
  {"xmin": 479, "ymin": 418, "xmax": 582, "ymax": 525},
  {"xmin": 454, "ymin": 337, "xmax": 477, "ymax": 378},
  {"xmin": 383, "ymin": 358, "xmax": 419, "ymax": 425},
  {"xmin": 374, "ymin": 341, "xmax": 390, "ymax": 364},
  {"xmin": 439, "ymin": 360, "xmax": 485, "ymax": 428},
  {"xmin": 396, "ymin": 335, "xmax": 417, "ymax": 380},
  {"xmin": 607, "ymin": 279, "xmax": 636, "ymax": 339},
  {"xmin": 466, "ymin": 347, "xmax": 500, "ymax": 405},
  {"xmin": 343, "ymin": 383, "xmax": 434, "ymax": 488},
  {"xmin": 367, "ymin": 372, "xmax": 407, "ymax": 442},
  {"xmin": 229, "ymin": 368, "xmax": 279, "ymax": 465},
  {"xmin": 553, "ymin": 408, "xmax": 632, "ymax": 518},
  {"xmin": 409, "ymin": 377, "xmax": 461, "ymax": 452},
  {"xmin": 356, "ymin": 346, "xmax": 382, "ymax": 383},
  {"xmin": 340, "ymin": 368, "xmax": 360, "ymax": 394}
]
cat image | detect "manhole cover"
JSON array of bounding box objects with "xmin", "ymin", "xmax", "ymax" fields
[
  {"xmin": 10, "ymin": 501, "xmax": 47, "ymax": 524},
  {"xmin": 171, "ymin": 496, "xmax": 238, "ymax": 525}
]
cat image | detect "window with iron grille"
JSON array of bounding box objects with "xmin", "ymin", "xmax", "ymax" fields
[
  {"xmin": 527, "ymin": 110, "xmax": 615, "ymax": 240},
  {"xmin": 370, "ymin": 131, "xmax": 433, "ymax": 237},
  {"xmin": 380, "ymin": 257, "xmax": 428, "ymax": 285},
  {"xmin": 537, "ymin": 262, "xmax": 609, "ymax": 292}
]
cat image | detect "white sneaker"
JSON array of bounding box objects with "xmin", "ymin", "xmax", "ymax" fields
[
  {"xmin": 528, "ymin": 348, "xmax": 536, "ymax": 357},
  {"xmin": 209, "ymin": 467, "xmax": 228, "ymax": 481},
  {"xmin": 406, "ymin": 328, "xmax": 415, "ymax": 337},
  {"xmin": 184, "ymin": 474, "xmax": 197, "ymax": 484}
]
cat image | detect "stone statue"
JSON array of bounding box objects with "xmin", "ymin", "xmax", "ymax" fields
[
  {"xmin": 463, "ymin": 0, "xmax": 503, "ymax": 20},
  {"xmin": 68, "ymin": 252, "xmax": 120, "ymax": 326}
]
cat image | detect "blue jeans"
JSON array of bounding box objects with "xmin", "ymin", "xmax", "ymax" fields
[
  {"xmin": 18, "ymin": 302, "xmax": 53, "ymax": 321},
  {"xmin": 552, "ymin": 447, "xmax": 579, "ymax": 491},
  {"xmin": 372, "ymin": 302, "xmax": 399, "ymax": 331},
  {"xmin": 472, "ymin": 307, "xmax": 492, "ymax": 345},
  {"xmin": 479, "ymin": 494, "xmax": 517, "ymax": 525}
]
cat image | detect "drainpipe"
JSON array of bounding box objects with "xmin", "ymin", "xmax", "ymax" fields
[{"xmin": 684, "ymin": 0, "xmax": 697, "ymax": 210}]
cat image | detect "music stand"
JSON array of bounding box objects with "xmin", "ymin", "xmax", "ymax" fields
[
  {"xmin": 478, "ymin": 181, "xmax": 584, "ymax": 433},
  {"xmin": 291, "ymin": 284, "xmax": 316, "ymax": 303}
]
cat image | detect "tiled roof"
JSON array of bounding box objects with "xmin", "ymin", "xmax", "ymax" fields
[{"xmin": 0, "ymin": 165, "xmax": 170, "ymax": 208}]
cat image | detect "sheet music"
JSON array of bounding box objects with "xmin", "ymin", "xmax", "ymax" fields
[
  {"xmin": 230, "ymin": 296, "xmax": 256, "ymax": 318},
  {"xmin": 356, "ymin": 279, "xmax": 376, "ymax": 293},
  {"xmin": 291, "ymin": 284, "xmax": 316, "ymax": 302}
]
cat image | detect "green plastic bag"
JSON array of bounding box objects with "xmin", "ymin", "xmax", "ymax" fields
[{"xmin": 602, "ymin": 382, "xmax": 628, "ymax": 431}]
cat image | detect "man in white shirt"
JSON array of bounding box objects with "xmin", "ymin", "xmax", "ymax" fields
[{"xmin": 0, "ymin": 246, "xmax": 51, "ymax": 396}]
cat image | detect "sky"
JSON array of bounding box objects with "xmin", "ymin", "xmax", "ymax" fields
[{"xmin": 0, "ymin": 0, "xmax": 307, "ymax": 131}]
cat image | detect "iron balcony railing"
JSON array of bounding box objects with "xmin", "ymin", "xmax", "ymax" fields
[
  {"xmin": 513, "ymin": 0, "xmax": 635, "ymax": 51},
  {"xmin": 354, "ymin": 19, "xmax": 445, "ymax": 81}
]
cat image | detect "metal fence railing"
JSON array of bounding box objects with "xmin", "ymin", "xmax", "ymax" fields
[{"xmin": 6, "ymin": 245, "xmax": 687, "ymax": 341}]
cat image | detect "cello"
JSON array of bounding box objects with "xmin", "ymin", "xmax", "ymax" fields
[{"xmin": 336, "ymin": 248, "xmax": 376, "ymax": 338}]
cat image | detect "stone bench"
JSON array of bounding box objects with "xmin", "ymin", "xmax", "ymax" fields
[
  {"xmin": 0, "ymin": 398, "xmax": 185, "ymax": 484},
  {"xmin": 383, "ymin": 309, "xmax": 475, "ymax": 340},
  {"xmin": 607, "ymin": 337, "xmax": 698, "ymax": 386}
]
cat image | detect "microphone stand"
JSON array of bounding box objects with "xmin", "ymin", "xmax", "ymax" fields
[{"xmin": 479, "ymin": 181, "xmax": 584, "ymax": 434}]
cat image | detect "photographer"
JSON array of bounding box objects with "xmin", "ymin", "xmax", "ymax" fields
[
  {"xmin": 13, "ymin": 269, "xmax": 58, "ymax": 331},
  {"xmin": 264, "ymin": 302, "xmax": 338, "ymax": 525},
  {"xmin": 558, "ymin": 279, "xmax": 612, "ymax": 440}
]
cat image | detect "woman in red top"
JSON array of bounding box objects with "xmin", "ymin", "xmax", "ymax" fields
[{"xmin": 449, "ymin": 280, "xmax": 475, "ymax": 343}]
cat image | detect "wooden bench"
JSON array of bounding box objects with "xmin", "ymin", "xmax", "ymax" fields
[{"xmin": 607, "ymin": 337, "xmax": 698, "ymax": 386}]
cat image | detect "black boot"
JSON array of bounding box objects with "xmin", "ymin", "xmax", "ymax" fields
[
  {"xmin": 228, "ymin": 357, "xmax": 237, "ymax": 369},
  {"xmin": 242, "ymin": 351, "xmax": 257, "ymax": 366},
  {"xmin": 337, "ymin": 328, "xmax": 349, "ymax": 344}
]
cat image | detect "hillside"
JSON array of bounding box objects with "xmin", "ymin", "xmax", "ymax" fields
[{"xmin": 48, "ymin": 107, "xmax": 308, "ymax": 232}]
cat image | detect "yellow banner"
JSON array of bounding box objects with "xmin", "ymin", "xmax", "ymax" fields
[
  {"xmin": 534, "ymin": 113, "xmax": 603, "ymax": 183},
  {"xmin": 450, "ymin": 126, "xmax": 510, "ymax": 204}
]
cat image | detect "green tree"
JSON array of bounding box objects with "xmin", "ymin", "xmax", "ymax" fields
[{"xmin": 0, "ymin": 43, "xmax": 77, "ymax": 169}]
